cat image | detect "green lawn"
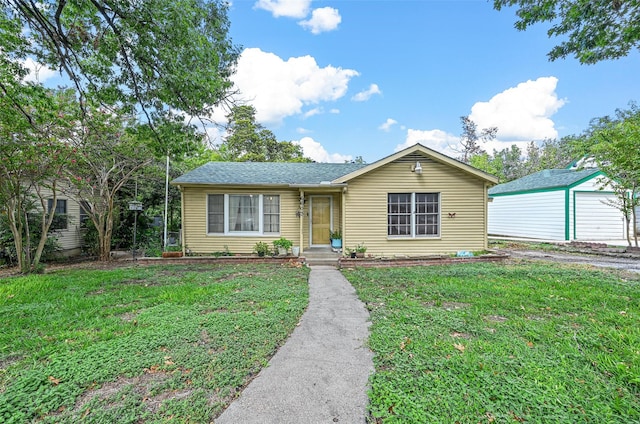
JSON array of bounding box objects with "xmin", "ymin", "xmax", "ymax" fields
[
  {"xmin": 343, "ymin": 262, "xmax": 640, "ymax": 423},
  {"xmin": 0, "ymin": 263, "xmax": 309, "ymax": 423}
]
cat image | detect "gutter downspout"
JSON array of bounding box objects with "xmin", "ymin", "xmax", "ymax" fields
[
  {"xmin": 341, "ymin": 187, "xmax": 347, "ymax": 254},
  {"xmin": 484, "ymin": 183, "xmax": 489, "ymax": 249},
  {"xmin": 179, "ymin": 186, "xmax": 185, "ymax": 255},
  {"xmin": 299, "ymin": 190, "xmax": 305, "ymax": 254},
  {"xmin": 564, "ymin": 188, "xmax": 570, "ymax": 241}
]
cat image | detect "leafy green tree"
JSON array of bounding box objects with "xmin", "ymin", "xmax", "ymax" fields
[
  {"xmin": 471, "ymin": 138, "xmax": 578, "ymax": 183},
  {"xmin": 574, "ymin": 104, "xmax": 640, "ymax": 246},
  {"xmin": 494, "ymin": 145, "xmax": 525, "ymax": 181},
  {"xmin": 1, "ymin": 0, "xmax": 239, "ymax": 265},
  {"xmin": 470, "ymin": 152, "xmax": 505, "ymax": 180},
  {"xmin": 1, "ymin": 0, "xmax": 239, "ymax": 121},
  {"xmin": 63, "ymin": 105, "xmax": 163, "ymax": 261},
  {"xmin": 219, "ymin": 105, "xmax": 310, "ymax": 162},
  {"xmin": 493, "ymin": 0, "xmax": 640, "ymax": 64},
  {"xmin": 0, "ymin": 86, "xmax": 76, "ymax": 272},
  {"xmin": 535, "ymin": 137, "xmax": 577, "ymax": 170}
]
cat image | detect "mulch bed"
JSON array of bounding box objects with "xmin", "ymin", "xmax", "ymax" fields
[{"xmin": 338, "ymin": 253, "xmax": 509, "ymax": 269}]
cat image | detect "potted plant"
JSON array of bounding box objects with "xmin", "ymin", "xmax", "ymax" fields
[
  {"xmin": 355, "ymin": 243, "xmax": 367, "ymax": 258},
  {"xmin": 253, "ymin": 241, "xmax": 272, "ymax": 257},
  {"xmin": 345, "ymin": 247, "xmax": 356, "ymax": 258},
  {"xmin": 329, "ymin": 229, "xmax": 342, "ymax": 249},
  {"xmin": 273, "ymin": 237, "xmax": 293, "ymax": 256}
]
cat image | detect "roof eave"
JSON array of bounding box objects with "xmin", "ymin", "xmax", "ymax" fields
[
  {"xmin": 170, "ymin": 181, "xmax": 293, "ymax": 188},
  {"xmin": 332, "ymin": 143, "xmax": 499, "ymax": 184},
  {"xmin": 289, "ymin": 183, "xmax": 348, "ymax": 188}
]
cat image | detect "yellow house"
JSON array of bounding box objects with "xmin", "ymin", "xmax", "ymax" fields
[{"xmin": 172, "ymin": 144, "xmax": 498, "ymax": 256}]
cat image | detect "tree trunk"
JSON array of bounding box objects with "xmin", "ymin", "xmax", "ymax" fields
[
  {"xmin": 96, "ymin": 203, "xmax": 115, "ymax": 262},
  {"xmin": 32, "ymin": 187, "xmax": 58, "ymax": 271},
  {"xmin": 96, "ymin": 215, "xmax": 109, "ymax": 262},
  {"xmin": 23, "ymin": 210, "xmax": 31, "ymax": 272},
  {"xmin": 6, "ymin": 198, "xmax": 26, "ymax": 273},
  {"xmin": 633, "ymin": 199, "xmax": 638, "ymax": 248}
]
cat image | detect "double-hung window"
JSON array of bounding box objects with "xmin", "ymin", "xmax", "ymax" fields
[
  {"xmin": 207, "ymin": 194, "xmax": 280, "ymax": 235},
  {"xmin": 388, "ymin": 193, "xmax": 439, "ymax": 237},
  {"xmin": 79, "ymin": 201, "xmax": 91, "ymax": 226},
  {"xmin": 47, "ymin": 199, "xmax": 68, "ymax": 230}
]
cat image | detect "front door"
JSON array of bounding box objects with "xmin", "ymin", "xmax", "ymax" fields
[{"xmin": 311, "ymin": 196, "xmax": 331, "ymax": 246}]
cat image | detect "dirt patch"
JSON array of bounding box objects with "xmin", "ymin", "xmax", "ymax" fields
[
  {"xmin": 73, "ymin": 373, "xmax": 170, "ymax": 412},
  {"xmin": 450, "ymin": 332, "xmax": 472, "ymax": 339},
  {"xmin": 422, "ymin": 301, "xmax": 470, "ymax": 310},
  {"xmin": 441, "ymin": 302, "xmax": 470, "ymax": 311},
  {"xmin": 143, "ymin": 388, "xmax": 195, "ymax": 414},
  {"xmin": 0, "ymin": 354, "xmax": 23, "ymax": 371},
  {"xmin": 58, "ymin": 370, "xmax": 198, "ymax": 420},
  {"xmin": 119, "ymin": 311, "xmax": 138, "ymax": 322},
  {"xmin": 485, "ymin": 315, "xmax": 508, "ymax": 323}
]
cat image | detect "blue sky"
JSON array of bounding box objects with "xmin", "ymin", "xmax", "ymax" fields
[
  {"xmin": 218, "ymin": 0, "xmax": 640, "ymax": 163},
  {"xmin": 24, "ymin": 0, "xmax": 639, "ymax": 163}
]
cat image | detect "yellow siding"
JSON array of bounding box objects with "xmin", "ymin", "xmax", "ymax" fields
[
  {"xmin": 343, "ymin": 157, "xmax": 488, "ymax": 256},
  {"xmin": 182, "ymin": 187, "xmax": 302, "ymax": 255}
]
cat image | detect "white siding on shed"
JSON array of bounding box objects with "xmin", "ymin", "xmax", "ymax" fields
[
  {"xmin": 488, "ymin": 190, "xmax": 566, "ymax": 240},
  {"xmin": 38, "ymin": 187, "xmax": 84, "ymax": 253},
  {"xmin": 574, "ymin": 192, "xmax": 625, "ymax": 240}
]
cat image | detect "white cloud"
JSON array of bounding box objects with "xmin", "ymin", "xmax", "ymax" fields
[
  {"xmin": 299, "ymin": 7, "xmax": 341, "ymax": 34},
  {"xmin": 303, "ymin": 107, "xmax": 322, "ymax": 118},
  {"xmin": 352, "ymin": 83, "xmax": 381, "ymax": 102},
  {"xmin": 329, "ymin": 108, "xmax": 340, "ymax": 114},
  {"xmin": 378, "ymin": 118, "xmax": 398, "ymax": 132},
  {"xmin": 296, "ymin": 127, "xmax": 311, "ymax": 134},
  {"xmin": 295, "ymin": 137, "xmax": 352, "ymax": 163},
  {"xmin": 21, "ymin": 58, "xmax": 56, "ymax": 83},
  {"xmin": 203, "ymin": 125, "xmax": 226, "ymax": 148},
  {"xmin": 395, "ymin": 129, "xmax": 459, "ymax": 157},
  {"xmin": 469, "ymin": 76, "xmax": 566, "ymax": 141},
  {"xmin": 231, "ymin": 48, "xmax": 359, "ymax": 124},
  {"xmin": 254, "ymin": 0, "xmax": 311, "ymax": 18}
]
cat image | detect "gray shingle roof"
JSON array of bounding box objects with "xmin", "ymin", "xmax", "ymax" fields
[
  {"xmin": 172, "ymin": 162, "xmax": 368, "ymax": 185},
  {"xmin": 488, "ymin": 168, "xmax": 602, "ymax": 196}
]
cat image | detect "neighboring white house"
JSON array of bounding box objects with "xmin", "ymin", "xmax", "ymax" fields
[
  {"xmin": 40, "ymin": 186, "xmax": 86, "ymax": 256},
  {"xmin": 488, "ymin": 168, "xmax": 627, "ymax": 241}
]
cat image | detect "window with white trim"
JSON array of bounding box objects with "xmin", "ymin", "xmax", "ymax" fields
[
  {"xmin": 79, "ymin": 201, "xmax": 91, "ymax": 226},
  {"xmin": 388, "ymin": 193, "xmax": 439, "ymax": 237},
  {"xmin": 47, "ymin": 199, "xmax": 68, "ymax": 230},
  {"xmin": 207, "ymin": 194, "xmax": 280, "ymax": 235}
]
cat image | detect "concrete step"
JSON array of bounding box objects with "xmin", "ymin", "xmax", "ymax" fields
[
  {"xmin": 305, "ymin": 258, "xmax": 340, "ymax": 267},
  {"xmin": 302, "ymin": 249, "xmax": 341, "ymax": 267}
]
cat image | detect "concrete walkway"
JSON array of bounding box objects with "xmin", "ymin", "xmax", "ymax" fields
[{"xmin": 215, "ymin": 266, "xmax": 374, "ymax": 424}]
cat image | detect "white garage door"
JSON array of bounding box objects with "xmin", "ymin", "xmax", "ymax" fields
[{"xmin": 575, "ymin": 192, "xmax": 625, "ymax": 240}]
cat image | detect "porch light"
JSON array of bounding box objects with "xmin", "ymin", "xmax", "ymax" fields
[{"xmin": 412, "ymin": 161, "xmax": 423, "ymax": 174}]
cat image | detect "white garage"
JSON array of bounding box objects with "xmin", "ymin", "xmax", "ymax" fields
[
  {"xmin": 574, "ymin": 192, "xmax": 625, "ymax": 240},
  {"xmin": 488, "ymin": 168, "xmax": 626, "ymax": 241}
]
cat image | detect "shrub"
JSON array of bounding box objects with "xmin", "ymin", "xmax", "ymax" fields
[
  {"xmin": 272, "ymin": 237, "xmax": 293, "ymax": 251},
  {"xmin": 253, "ymin": 241, "xmax": 272, "ymax": 257}
]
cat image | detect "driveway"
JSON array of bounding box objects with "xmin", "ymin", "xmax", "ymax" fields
[{"xmin": 499, "ymin": 248, "xmax": 640, "ymax": 273}]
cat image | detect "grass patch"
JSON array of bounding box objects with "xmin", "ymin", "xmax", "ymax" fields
[
  {"xmin": 489, "ymin": 239, "xmax": 561, "ymax": 251},
  {"xmin": 343, "ymin": 262, "xmax": 640, "ymax": 423},
  {"xmin": 0, "ymin": 263, "xmax": 309, "ymax": 423}
]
